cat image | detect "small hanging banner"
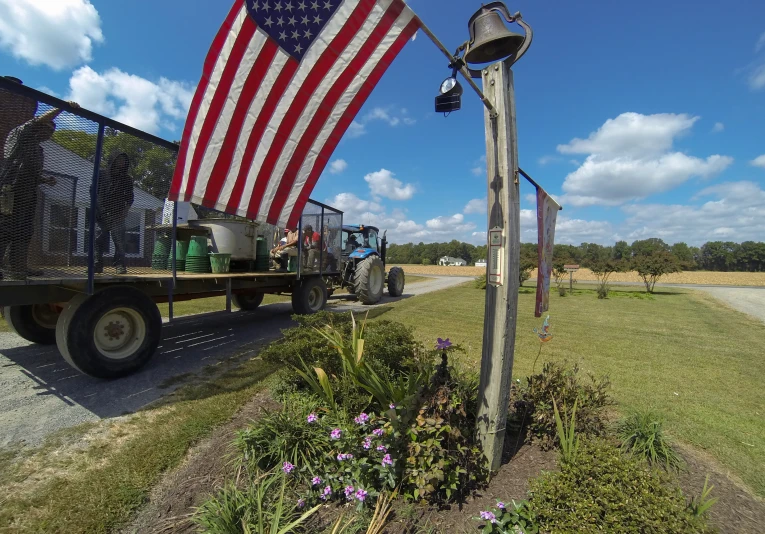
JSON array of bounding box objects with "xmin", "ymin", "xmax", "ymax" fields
[{"xmin": 535, "ymin": 188, "xmax": 561, "ymax": 317}]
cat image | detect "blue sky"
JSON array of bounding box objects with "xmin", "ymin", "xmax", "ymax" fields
[{"xmin": 1, "ymin": 0, "xmax": 764, "ymax": 245}]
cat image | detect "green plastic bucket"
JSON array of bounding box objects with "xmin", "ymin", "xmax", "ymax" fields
[
  {"xmin": 188, "ymin": 236, "xmax": 208, "ymax": 257},
  {"xmin": 210, "ymin": 253, "xmax": 231, "ymax": 274},
  {"xmin": 287, "ymin": 256, "xmax": 297, "ymax": 273},
  {"xmin": 175, "ymin": 241, "xmax": 189, "ymax": 260},
  {"xmin": 152, "ymin": 238, "xmax": 170, "ymax": 258}
]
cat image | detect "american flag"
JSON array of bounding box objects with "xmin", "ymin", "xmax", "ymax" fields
[{"xmin": 168, "ymin": 0, "xmax": 420, "ymax": 227}]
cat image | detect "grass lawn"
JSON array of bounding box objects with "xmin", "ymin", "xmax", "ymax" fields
[{"xmin": 373, "ymin": 283, "xmax": 765, "ymax": 498}]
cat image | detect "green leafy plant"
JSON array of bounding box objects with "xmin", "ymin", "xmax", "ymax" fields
[
  {"xmin": 632, "ymin": 251, "xmax": 681, "ymax": 293},
  {"xmin": 473, "ymin": 500, "xmax": 539, "ymax": 534},
  {"xmin": 235, "ymin": 394, "xmax": 334, "ymax": 471},
  {"xmin": 474, "ymin": 274, "xmax": 487, "ymax": 290},
  {"xmin": 616, "ymin": 411, "xmax": 683, "ymax": 471},
  {"xmin": 527, "ymin": 439, "xmax": 713, "ymax": 533},
  {"xmin": 514, "ymin": 361, "xmax": 612, "ymax": 449},
  {"xmin": 553, "ymin": 398, "xmax": 579, "ymax": 464},
  {"xmin": 194, "ymin": 471, "xmax": 321, "ymax": 534},
  {"xmin": 687, "ymin": 475, "xmax": 718, "ymax": 518}
]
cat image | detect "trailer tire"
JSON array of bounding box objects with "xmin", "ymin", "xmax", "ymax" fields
[
  {"xmin": 292, "ymin": 277, "xmax": 328, "ymax": 315},
  {"xmin": 2, "ymin": 304, "xmax": 60, "ymax": 345},
  {"xmin": 354, "ymin": 256, "xmax": 385, "ymax": 305},
  {"xmin": 387, "ymin": 267, "xmax": 405, "ymax": 297},
  {"xmin": 56, "ymin": 287, "xmax": 162, "ymax": 379},
  {"xmin": 232, "ymin": 292, "xmax": 264, "ymax": 311}
]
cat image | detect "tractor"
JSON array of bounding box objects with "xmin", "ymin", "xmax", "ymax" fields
[{"xmin": 330, "ymin": 224, "xmax": 405, "ymax": 304}]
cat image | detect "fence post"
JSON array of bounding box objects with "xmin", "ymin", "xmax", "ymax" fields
[{"xmin": 87, "ymin": 124, "xmax": 105, "ymax": 295}]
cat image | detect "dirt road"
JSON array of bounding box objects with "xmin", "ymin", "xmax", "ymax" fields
[{"xmin": 0, "ymin": 276, "xmax": 471, "ymax": 448}]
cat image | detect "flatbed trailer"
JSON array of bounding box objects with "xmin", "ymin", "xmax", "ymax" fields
[{"xmin": 0, "ymin": 78, "xmax": 341, "ymax": 379}]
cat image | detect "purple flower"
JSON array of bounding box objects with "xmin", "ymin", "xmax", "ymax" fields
[
  {"xmin": 344, "ymin": 485, "xmax": 355, "ymax": 499},
  {"xmin": 376, "ymin": 445, "xmax": 387, "ymax": 453},
  {"xmin": 480, "ymin": 511, "xmax": 497, "ymax": 523},
  {"xmin": 311, "ymin": 476, "xmax": 322, "ymax": 486},
  {"xmin": 355, "ymin": 488, "xmax": 368, "ymax": 502},
  {"xmin": 307, "ymin": 413, "xmax": 318, "ymax": 423},
  {"xmin": 354, "ymin": 412, "xmax": 369, "ymax": 425},
  {"xmin": 372, "ymin": 428, "xmax": 384, "ymax": 437},
  {"xmin": 297, "ymin": 498, "xmax": 305, "ymax": 509},
  {"xmin": 282, "ymin": 461, "xmax": 295, "ymax": 474},
  {"xmin": 330, "ymin": 428, "xmax": 342, "ymax": 440},
  {"xmin": 497, "ymin": 501, "xmax": 506, "ymax": 510},
  {"xmin": 362, "ymin": 437, "xmax": 372, "ymax": 449},
  {"xmin": 389, "ymin": 403, "xmax": 396, "ymax": 410},
  {"xmin": 321, "ymin": 486, "xmax": 332, "ymax": 500},
  {"xmin": 382, "ymin": 454, "xmax": 393, "ymax": 466},
  {"xmin": 337, "ymin": 453, "xmax": 354, "ymax": 461},
  {"xmin": 436, "ymin": 337, "xmax": 452, "ymax": 350}
]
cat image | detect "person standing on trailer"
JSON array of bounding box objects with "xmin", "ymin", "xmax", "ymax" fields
[
  {"xmin": 0, "ymin": 78, "xmax": 78, "ymax": 279},
  {"xmin": 93, "ymin": 151, "xmax": 134, "ymax": 274}
]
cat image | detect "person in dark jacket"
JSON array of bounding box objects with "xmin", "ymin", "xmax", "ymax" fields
[
  {"xmin": 0, "ymin": 77, "xmax": 77, "ymax": 279},
  {"xmin": 93, "ymin": 151, "xmax": 134, "ymax": 274}
]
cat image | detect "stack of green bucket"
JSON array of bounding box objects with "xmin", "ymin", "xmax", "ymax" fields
[
  {"xmin": 255, "ymin": 237, "xmax": 269, "ymax": 271},
  {"xmin": 152, "ymin": 236, "xmax": 171, "ymax": 270},
  {"xmin": 185, "ymin": 236, "xmax": 211, "ymax": 273},
  {"xmin": 167, "ymin": 240, "xmax": 189, "ymax": 271}
]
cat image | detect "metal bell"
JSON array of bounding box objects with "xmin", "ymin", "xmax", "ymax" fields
[{"xmin": 465, "ymin": 2, "xmax": 526, "ymax": 65}]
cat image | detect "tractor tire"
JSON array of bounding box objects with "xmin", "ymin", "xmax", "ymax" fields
[
  {"xmin": 2, "ymin": 304, "xmax": 60, "ymax": 345},
  {"xmin": 387, "ymin": 267, "xmax": 405, "ymax": 297},
  {"xmin": 55, "ymin": 287, "xmax": 162, "ymax": 379},
  {"xmin": 292, "ymin": 276, "xmax": 328, "ymax": 315},
  {"xmin": 232, "ymin": 292, "xmax": 264, "ymax": 311},
  {"xmin": 354, "ymin": 256, "xmax": 385, "ymax": 305}
]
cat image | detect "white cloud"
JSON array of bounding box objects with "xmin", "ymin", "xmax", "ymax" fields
[
  {"xmin": 0, "ymin": 0, "xmax": 103, "ymax": 70},
  {"xmin": 36, "ymin": 86, "xmax": 59, "ymax": 97},
  {"xmin": 711, "ymin": 122, "xmax": 724, "ymax": 133},
  {"xmin": 346, "ymin": 121, "xmax": 366, "ymax": 139},
  {"xmin": 363, "ymin": 106, "xmax": 416, "ymax": 127},
  {"xmin": 364, "ymin": 169, "xmax": 415, "ymax": 201},
  {"xmin": 463, "ymin": 198, "xmax": 487, "ymax": 215},
  {"xmin": 749, "ymin": 64, "xmax": 765, "ymax": 90},
  {"xmin": 557, "ymin": 112, "xmax": 698, "ymax": 159},
  {"xmin": 756, "ymin": 32, "xmax": 765, "ymax": 53},
  {"xmin": 471, "ymin": 154, "xmax": 486, "ymax": 176},
  {"xmin": 557, "ymin": 112, "xmax": 732, "ymax": 207},
  {"xmin": 524, "ymin": 193, "xmax": 537, "ymax": 205},
  {"xmin": 622, "ymin": 181, "xmax": 765, "ymax": 245},
  {"xmin": 328, "ymin": 159, "xmax": 348, "ymax": 174},
  {"xmin": 327, "ymin": 192, "xmax": 383, "ymax": 217},
  {"xmin": 751, "ymin": 154, "xmax": 765, "ymax": 168},
  {"xmin": 538, "ymin": 155, "xmax": 560, "ymax": 165},
  {"xmin": 67, "ymin": 66, "xmax": 194, "ymax": 134}
]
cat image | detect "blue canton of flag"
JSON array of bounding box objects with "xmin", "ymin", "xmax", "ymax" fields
[{"xmin": 246, "ymin": 0, "xmax": 342, "ymax": 60}]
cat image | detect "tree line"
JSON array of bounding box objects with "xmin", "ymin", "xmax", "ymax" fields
[{"xmin": 387, "ymin": 238, "xmax": 765, "ymax": 272}]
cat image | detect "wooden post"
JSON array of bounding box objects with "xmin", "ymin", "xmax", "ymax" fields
[
  {"xmin": 569, "ymin": 271, "xmax": 573, "ymax": 293},
  {"xmin": 476, "ymin": 60, "xmax": 521, "ymax": 471}
]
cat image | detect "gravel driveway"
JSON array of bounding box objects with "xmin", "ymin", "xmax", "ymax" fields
[
  {"xmin": 686, "ymin": 286, "xmax": 765, "ymax": 324},
  {"xmin": 0, "ymin": 276, "xmax": 471, "ymax": 448}
]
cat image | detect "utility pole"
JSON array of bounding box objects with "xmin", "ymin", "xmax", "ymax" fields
[{"xmin": 475, "ymin": 60, "xmax": 520, "ymax": 471}]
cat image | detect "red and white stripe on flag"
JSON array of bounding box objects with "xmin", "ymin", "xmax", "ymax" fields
[{"xmin": 168, "ymin": 0, "xmax": 420, "ymax": 227}]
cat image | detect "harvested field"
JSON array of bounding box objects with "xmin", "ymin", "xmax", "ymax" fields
[{"xmin": 394, "ymin": 265, "xmax": 765, "ymax": 286}]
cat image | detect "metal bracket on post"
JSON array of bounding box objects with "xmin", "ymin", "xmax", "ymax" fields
[{"xmin": 87, "ymin": 124, "xmax": 105, "ymax": 296}]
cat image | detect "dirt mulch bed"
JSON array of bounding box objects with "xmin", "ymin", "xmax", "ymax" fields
[
  {"xmin": 120, "ymin": 391, "xmax": 280, "ymax": 534},
  {"xmin": 395, "ymin": 265, "xmax": 765, "ymax": 287}
]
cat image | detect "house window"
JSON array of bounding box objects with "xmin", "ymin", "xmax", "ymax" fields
[
  {"xmin": 48, "ymin": 205, "xmax": 78, "ymax": 254},
  {"xmin": 45, "ymin": 202, "xmax": 144, "ymax": 258}
]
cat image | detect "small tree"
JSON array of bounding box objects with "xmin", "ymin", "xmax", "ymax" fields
[
  {"xmin": 632, "ymin": 252, "xmax": 681, "ymax": 293},
  {"xmin": 590, "ymin": 259, "xmax": 625, "ymax": 299},
  {"xmin": 422, "ymin": 258, "xmax": 432, "ymax": 266}
]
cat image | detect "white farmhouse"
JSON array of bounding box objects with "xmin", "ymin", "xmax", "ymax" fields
[{"xmin": 438, "ymin": 256, "xmax": 467, "ymax": 266}]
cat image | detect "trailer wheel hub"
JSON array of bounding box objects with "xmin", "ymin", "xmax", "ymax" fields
[{"xmin": 94, "ymin": 308, "xmax": 146, "ymax": 360}]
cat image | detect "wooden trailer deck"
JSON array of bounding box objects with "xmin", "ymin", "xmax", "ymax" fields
[{"xmin": 0, "ymin": 270, "xmax": 299, "ymax": 286}]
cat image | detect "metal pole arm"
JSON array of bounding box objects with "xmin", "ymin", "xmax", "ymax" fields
[{"xmin": 417, "ymin": 20, "xmax": 498, "ymax": 118}]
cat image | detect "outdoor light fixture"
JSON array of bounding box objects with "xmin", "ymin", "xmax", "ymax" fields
[
  {"xmin": 435, "ymin": 64, "xmax": 463, "ymax": 114},
  {"xmin": 464, "ymin": 2, "xmax": 532, "ymax": 68}
]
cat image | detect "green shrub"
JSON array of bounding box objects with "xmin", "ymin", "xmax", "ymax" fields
[
  {"xmin": 513, "ymin": 361, "xmax": 612, "ymax": 449},
  {"xmin": 402, "ymin": 369, "xmax": 487, "ymax": 503},
  {"xmin": 194, "ymin": 472, "xmax": 320, "ymax": 534},
  {"xmin": 558, "ymin": 286, "xmax": 566, "ymax": 297},
  {"xmin": 422, "ymin": 258, "xmax": 432, "ymax": 265},
  {"xmin": 527, "ymin": 439, "xmax": 712, "ymax": 533},
  {"xmin": 234, "ymin": 393, "xmax": 334, "ymax": 471},
  {"xmin": 474, "ymin": 500, "xmax": 539, "ymax": 534},
  {"xmin": 475, "ymin": 274, "xmax": 487, "ymax": 290},
  {"xmin": 617, "ymin": 411, "xmax": 683, "ymax": 471}
]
